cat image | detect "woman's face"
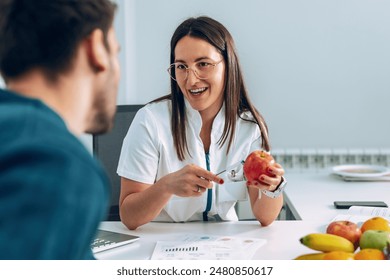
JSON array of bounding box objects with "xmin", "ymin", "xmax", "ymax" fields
[{"xmin": 174, "ymin": 35, "xmax": 225, "ymax": 119}]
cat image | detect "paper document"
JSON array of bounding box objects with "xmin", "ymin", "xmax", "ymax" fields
[
  {"xmin": 151, "ymin": 234, "xmax": 266, "ymax": 260},
  {"xmin": 331, "ymin": 206, "xmax": 390, "ymax": 225},
  {"xmin": 347, "ymin": 206, "xmax": 390, "ymax": 217}
]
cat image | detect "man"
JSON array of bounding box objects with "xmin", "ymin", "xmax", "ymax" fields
[{"xmin": 0, "ymin": 0, "xmax": 120, "ymax": 259}]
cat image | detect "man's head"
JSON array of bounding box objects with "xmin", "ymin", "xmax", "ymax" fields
[
  {"xmin": 0, "ymin": 0, "xmax": 120, "ymax": 134},
  {"xmin": 0, "ymin": 0, "xmax": 117, "ymax": 82}
]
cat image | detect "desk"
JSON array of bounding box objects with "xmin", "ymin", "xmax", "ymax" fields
[
  {"xmin": 285, "ymin": 172, "xmax": 390, "ymax": 221},
  {"xmin": 96, "ymin": 220, "xmax": 323, "ymax": 260},
  {"xmin": 96, "ymin": 172, "xmax": 390, "ymax": 260}
]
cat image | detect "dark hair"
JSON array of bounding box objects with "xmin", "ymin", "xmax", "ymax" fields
[
  {"xmin": 154, "ymin": 16, "xmax": 270, "ymax": 161},
  {"xmin": 0, "ymin": 0, "xmax": 117, "ymax": 82}
]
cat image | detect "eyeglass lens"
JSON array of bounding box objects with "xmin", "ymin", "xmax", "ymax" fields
[{"xmin": 168, "ymin": 62, "xmax": 218, "ymax": 81}]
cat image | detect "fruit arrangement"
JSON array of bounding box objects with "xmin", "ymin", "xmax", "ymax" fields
[{"xmin": 295, "ymin": 216, "xmax": 390, "ymax": 260}]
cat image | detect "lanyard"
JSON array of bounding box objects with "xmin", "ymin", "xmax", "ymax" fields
[{"xmin": 202, "ymin": 152, "xmax": 212, "ymax": 221}]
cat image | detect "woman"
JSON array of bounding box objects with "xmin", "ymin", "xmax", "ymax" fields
[{"xmin": 117, "ymin": 16, "xmax": 286, "ymax": 230}]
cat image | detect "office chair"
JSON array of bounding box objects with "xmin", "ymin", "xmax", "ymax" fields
[{"xmin": 92, "ymin": 104, "xmax": 144, "ymax": 221}]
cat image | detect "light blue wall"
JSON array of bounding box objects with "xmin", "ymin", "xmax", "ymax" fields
[
  {"xmin": 116, "ymin": 0, "xmax": 390, "ymax": 151},
  {"xmin": 2, "ymin": 1, "xmax": 388, "ymax": 151}
]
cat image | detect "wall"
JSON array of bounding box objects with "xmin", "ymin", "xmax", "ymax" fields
[
  {"xmin": 2, "ymin": 1, "xmax": 389, "ymax": 153},
  {"xmin": 116, "ymin": 0, "xmax": 390, "ymax": 151}
]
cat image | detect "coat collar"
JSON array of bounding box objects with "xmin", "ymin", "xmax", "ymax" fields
[{"xmin": 184, "ymin": 99, "xmax": 225, "ymax": 137}]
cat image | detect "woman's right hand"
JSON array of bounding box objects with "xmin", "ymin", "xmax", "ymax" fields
[
  {"xmin": 119, "ymin": 164, "xmax": 224, "ymax": 229},
  {"xmin": 161, "ymin": 164, "xmax": 224, "ymax": 197}
]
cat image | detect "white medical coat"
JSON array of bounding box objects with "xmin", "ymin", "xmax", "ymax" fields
[{"xmin": 117, "ymin": 99, "xmax": 262, "ymax": 222}]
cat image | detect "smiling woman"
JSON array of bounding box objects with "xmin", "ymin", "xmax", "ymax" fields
[
  {"xmin": 172, "ymin": 36, "xmax": 226, "ymax": 120},
  {"xmin": 117, "ymin": 16, "xmax": 286, "ymax": 230}
]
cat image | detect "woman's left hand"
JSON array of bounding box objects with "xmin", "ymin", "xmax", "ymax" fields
[{"xmin": 246, "ymin": 163, "xmax": 285, "ymax": 192}]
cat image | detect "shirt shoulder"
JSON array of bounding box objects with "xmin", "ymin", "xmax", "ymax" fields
[
  {"xmin": 142, "ymin": 99, "xmax": 171, "ymax": 121},
  {"xmin": 131, "ymin": 100, "xmax": 172, "ymax": 135},
  {"xmin": 0, "ymin": 91, "xmax": 109, "ymax": 259}
]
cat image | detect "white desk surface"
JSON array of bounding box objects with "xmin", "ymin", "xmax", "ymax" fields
[
  {"xmin": 96, "ymin": 171, "xmax": 390, "ymax": 260},
  {"xmin": 96, "ymin": 220, "xmax": 324, "ymax": 260},
  {"xmin": 284, "ymin": 172, "xmax": 390, "ymax": 221}
]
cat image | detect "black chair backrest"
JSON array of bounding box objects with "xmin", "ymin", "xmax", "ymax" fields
[{"xmin": 92, "ymin": 104, "xmax": 144, "ymax": 221}]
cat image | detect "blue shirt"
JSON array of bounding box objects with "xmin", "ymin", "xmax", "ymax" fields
[{"xmin": 0, "ymin": 89, "xmax": 109, "ymax": 259}]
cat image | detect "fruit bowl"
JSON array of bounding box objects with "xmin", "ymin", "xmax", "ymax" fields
[{"xmin": 295, "ymin": 216, "xmax": 390, "ymax": 260}]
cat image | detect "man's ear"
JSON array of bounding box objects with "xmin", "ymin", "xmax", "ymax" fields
[{"xmin": 86, "ymin": 29, "xmax": 109, "ymax": 72}]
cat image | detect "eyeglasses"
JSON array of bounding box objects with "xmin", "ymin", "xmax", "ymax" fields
[{"xmin": 167, "ymin": 59, "xmax": 224, "ymax": 81}]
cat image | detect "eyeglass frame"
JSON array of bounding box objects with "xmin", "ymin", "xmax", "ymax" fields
[{"xmin": 167, "ymin": 59, "xmax": 224, "ymax": 81}]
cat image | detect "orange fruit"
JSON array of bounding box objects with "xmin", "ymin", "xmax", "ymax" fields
[
  {"xmin": 354, "ymin": 248, "xmax": 385, "ymax": 260},
  {"xmin": 323, "ymin": 251, "xmax": 354, "ymax": 260},
  {"xmin": 361, "ymin": 217, "xmax": 390, "ymax": 233}
]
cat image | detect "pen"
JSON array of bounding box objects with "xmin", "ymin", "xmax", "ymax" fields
[
  {"xmin": 199, "ymin": 160, "xmax": 245, "ymax": 182},
  {"xmin": 215, "ymin": 160, "xmax": 245, "ymax": 176}
]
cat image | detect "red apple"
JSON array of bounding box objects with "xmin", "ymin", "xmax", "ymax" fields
[
  {"xmin": 243, "ymin": 150, "xmax": 275, "ymax": 182},
  {"xmin": 326, "ymin": 220, "xmax": 361, "ymax": 249}
]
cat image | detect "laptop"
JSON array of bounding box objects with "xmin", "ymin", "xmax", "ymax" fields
[{"xmin": 91, "ymin": 229, "xmax": 139, "ymax": 253}]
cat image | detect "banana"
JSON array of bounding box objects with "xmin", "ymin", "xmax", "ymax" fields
[
  {"xmin": 294, "ymin": 252, "xmax": 327, "ymax": 260},
  {"xmin": 300, "ymin": 233, "xmax": 355, "ymax": 253}
]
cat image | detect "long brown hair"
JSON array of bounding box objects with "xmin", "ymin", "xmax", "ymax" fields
[{"xmin": 154, "ymin": 16, "xmax": 270, "ymax": 161}]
